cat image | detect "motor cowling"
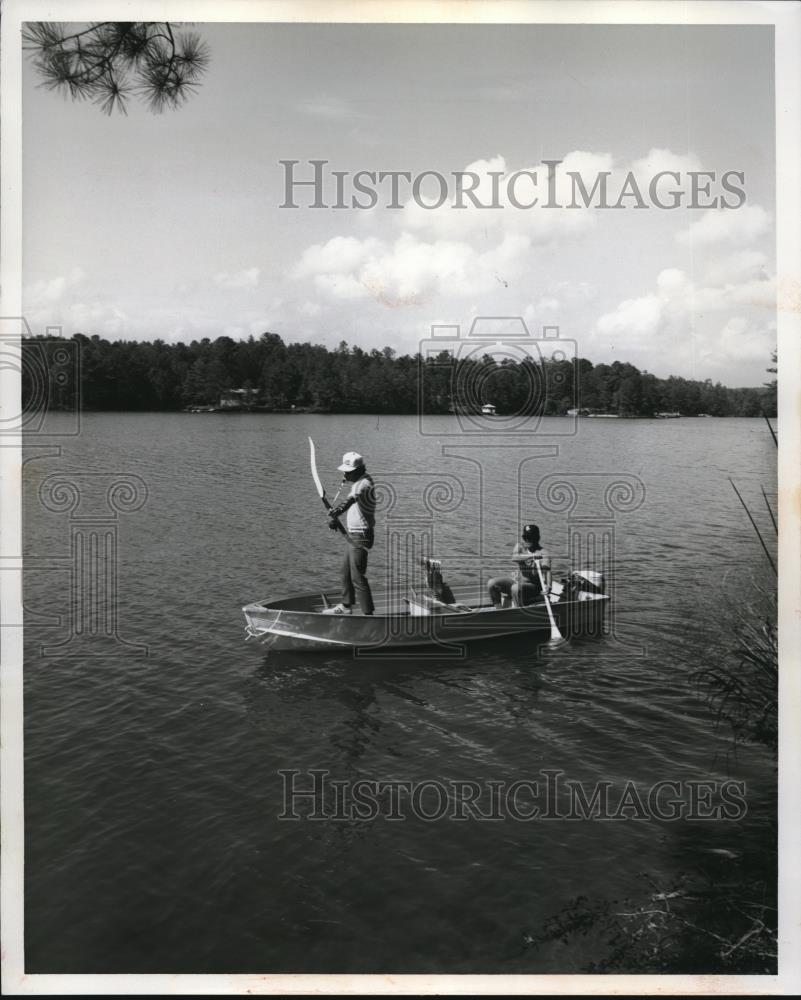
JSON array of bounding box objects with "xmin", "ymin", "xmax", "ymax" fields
[
  {"xmin": 573, "ymin": 569, "xmax": 605, "ymax": 594},
  {"xmin": 563, "ymin": 569, "xmax": 605, "ymax": 600}
]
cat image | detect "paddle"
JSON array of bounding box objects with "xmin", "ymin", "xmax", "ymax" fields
[
  {"xmin": 533, "ymin": 555, "xmax": 566, "ymax": 647},
  {"xmin": 308, "ymin": 436, "xmax": 353, "ymax": 546}
]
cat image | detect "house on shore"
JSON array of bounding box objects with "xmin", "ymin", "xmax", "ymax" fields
[{"xmin": 218, "ymin": 388, "xmax": 258, "ymax": 411}]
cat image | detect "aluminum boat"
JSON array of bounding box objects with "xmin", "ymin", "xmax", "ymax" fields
[{"xmin": 243, "ymin": 570, "xmax": 608, "ymax": 652}]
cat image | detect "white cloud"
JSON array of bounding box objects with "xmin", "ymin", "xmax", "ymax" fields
[
  {"xmin": 292, "ymin": 231, "xmax": 533, "ymax": 305},
  {"xmin": 23, "ymin": 266, "xmax": 86, "ymax": 304},
  {"xmin": 655, "ymin": 267, "xmax": 693, "ymax": 297},
  {"xmin": 213, "ymin": 267, "xmax": 260, "ymax": 290},
  {"xmin": 399, "ymin": 148, "xmax": 708, "ymax": 244},
  {"xmin": 360, "ymin": 234, "xmax": 474, "ymax": 301},
  {"xmin": 313, "ymin": 273, "xmax": 369, "ymax": 300},
  {"xmin": 596, "ymin": 263, "xmax": 775, "ymax": 343},
  {"xmin": 288, "ymin": 145, "xmax": 775, "ymax": 361},
  {"xmin": 290, "ymin": 146, "xmax": 728, "ymax": 311},
  {"xmin": 690, "ymin": 316, "xmax": 776, "ymax": 375},
  {"xmin": 289, "ymin": 149, "xmax": 640, "ymax": 306},
  {"xmin": 22, "ymin": 267, "xmax": 133, "ymax": 338},
  {"xmin": 676, "ymin": 205, "xmax": 771, "ymax": 246},
  {"xmin": 294, "ymin": 237, "xmax": 382, "ymax": 279},
  {"xmin": 714, "ymin": 316, "xmax": 775, "ymax": 363},
  {"xmin": 35, "ymin": 300, "xmax": 130, "ymax": 338},
  {"xmin": 592, "ymin": 257, "xmax": 776, "ymax": 377},
  {"xmin": 630, "ymin": 147, "xmax": 703, "ymax": 178},
  {"xmin": 400, "ymin": 152, "xmax": 606, "ymax": 244},
  {"xmin": 596, "ymin": 293, "xmax": 664, "ymax": 342},
  {"xmin": 522, "ymin": 298, "xmax": 561, "ymax": 330}
]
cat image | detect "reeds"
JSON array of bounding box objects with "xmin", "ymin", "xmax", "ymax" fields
[
  {"xmin": 692, "ymin": 474, "xmax": 778, "ymax": 755},
  {"xmin": 693, "ymin": 583, "xmax": 777, "ymax": 755}
]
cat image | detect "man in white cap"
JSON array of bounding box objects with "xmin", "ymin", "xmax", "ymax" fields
[{"xmin": 323, "ymin": 451, "xmax": 376, "ymax": 615}]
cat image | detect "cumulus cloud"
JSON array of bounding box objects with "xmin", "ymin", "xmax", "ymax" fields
[
  {"xmin": 713, "ymin": 316, "xmax": 776, "ymax": 364},
  {"xmin": 596, "ymin": 293, "xmax": 664, "ymax": 342},
  {"xmin": 400, "ymin": 148, "xmax": 707, "ymax": 244},
  {"xmin": 287, "ymin": 142, "xmax": 775, "ymax": 370},
  {"xmin": 676, "ymin": 205, "xmax": 771, "ymax": 246},
  {"xmin": 595, "ymin": 264, "xmax": 775, "ymax": 343},
  {"xmin": 522, "ymin": 298, "xmax": 562, "ymax": 330},
  {"xmin": 213, "ymin": 267, "xmax": 261, "ymax": 290},
  {"xmin": 292, "ymin": 231, "xmax": 533, "ymax": 305},
  {"xmin": 294, "ymin": 237, "xmax": 382, "ymax": 279},
  {"xmin": 290, "ymin": 146, "xmax": 731, "ymax": 309},
  {"xmin": 312, "ymin": 272, "xmax": 370, "ymax": 301},
  {"xmin": 592, "ymin": 254, "xmax": 776, "ymax": 379},
  {"xmin": 400, "ymin": 152, "xmax": 607, "ymax": 244},
  {"xmin": 629, "ymin": 147, "xmax": 703, "ymax": 179},
  {"xmin": 289, "ymin": 150, "xmax": 622, "ymax": 306}
]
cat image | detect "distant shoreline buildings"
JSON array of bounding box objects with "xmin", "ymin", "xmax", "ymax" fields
[{"xmin": 20, "ymin": 332, "xmax": 776, "ymax": 418}]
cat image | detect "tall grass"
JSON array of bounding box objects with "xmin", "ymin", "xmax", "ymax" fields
[{"xmin": 693, "ymin": 583, "xmax": 777, "ymax": 756}]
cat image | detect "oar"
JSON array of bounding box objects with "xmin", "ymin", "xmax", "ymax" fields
[
  {"xmin": 308, "ymin": 436, "xmax": 354, "ymax": 546},
  {"xmin": 533, "ymin": 557, "xmax": 566, "ymax": 647}
]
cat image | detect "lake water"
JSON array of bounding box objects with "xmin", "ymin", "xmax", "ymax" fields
[{"xmin": 22, "ymin": 413, "xmax": 777, "ymax": 973}]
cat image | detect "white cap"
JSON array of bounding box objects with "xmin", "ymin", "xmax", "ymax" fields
[{"xmin": 338, "ymin": 451, "xmax": 365, "ymax": 472}]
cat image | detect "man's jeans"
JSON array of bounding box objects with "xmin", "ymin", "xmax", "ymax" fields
[{"xmin": 341, "ymin": 532, "xmax": 375, "ymax": 614}]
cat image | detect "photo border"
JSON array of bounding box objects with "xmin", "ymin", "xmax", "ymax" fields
[{"xmin": 2, "ymin": 1, "xmax": 798, "ymax": 995}]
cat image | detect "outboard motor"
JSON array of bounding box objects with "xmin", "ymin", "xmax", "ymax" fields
[
  {"xmin": 564, "ymin": 569, "xmax": 605, "ymax": 600},
  {"xmin": 574, "ymin": 569, "xmax": 605, "ymax": 594}
]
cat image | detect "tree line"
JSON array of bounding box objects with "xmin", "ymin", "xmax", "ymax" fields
[{"xmin": 22, "ymin": 331, "xmax": 776, "ymax": 417}]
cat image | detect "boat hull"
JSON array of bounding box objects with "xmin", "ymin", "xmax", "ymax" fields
[{"xmin": 243, "ymin": 588, "xmax": 608, "ymax": 652}]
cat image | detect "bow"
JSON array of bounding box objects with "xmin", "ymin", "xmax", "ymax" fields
[{"xmin": 308, "ymin": 437, "xmax": 352, "ymax": 544}]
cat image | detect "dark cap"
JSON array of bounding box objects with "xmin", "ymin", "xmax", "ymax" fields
[{"xmin": 522, "ymin": 523, "xmax": 540, "ymax": 540}]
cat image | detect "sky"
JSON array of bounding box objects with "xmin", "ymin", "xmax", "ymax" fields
[{"xmin": 22, "ymin": 21, "xmax": 776, "ymax": 386}]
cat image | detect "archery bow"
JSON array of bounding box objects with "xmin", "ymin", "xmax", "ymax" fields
[{"xmin": 308, "ymin": 436, "xmax": 351, "ymax": 544}]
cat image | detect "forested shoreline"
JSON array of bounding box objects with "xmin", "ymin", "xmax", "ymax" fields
[{"xmin": 22, "ymin": 332, "xmax": 776, "ymax": 417}]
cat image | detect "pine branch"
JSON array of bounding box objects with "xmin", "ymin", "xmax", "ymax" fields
[{"xmin": 23, "ymin": 21, "xmax": 210, "ymax": 114}]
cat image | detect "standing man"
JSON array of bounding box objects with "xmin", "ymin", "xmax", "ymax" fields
[{"xmin": 323, "ymin": 451, "xmax": 376, "ymax": 616}]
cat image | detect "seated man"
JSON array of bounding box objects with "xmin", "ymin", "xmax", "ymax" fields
[{"xmin": 488, "ymin": 523, "xmax": 552, "ymax": 608}]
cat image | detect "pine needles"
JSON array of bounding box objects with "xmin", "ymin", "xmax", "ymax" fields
[{"xmin": 23, "ymin": 22, "xmax": 210, "ymax": 114}]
